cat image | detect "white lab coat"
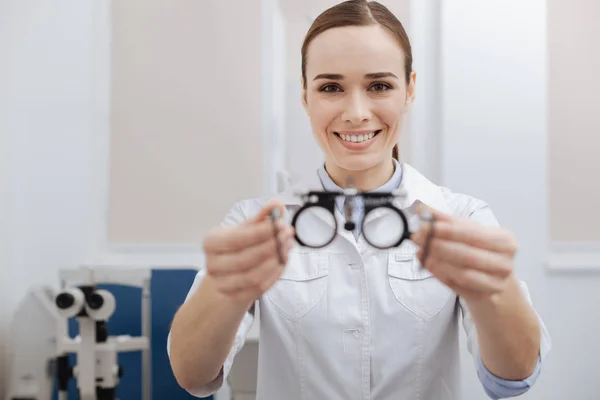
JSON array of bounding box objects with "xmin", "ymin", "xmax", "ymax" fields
[{"xmin": 170, "ymin": 163, "xmax": 551, "ymax": 400}]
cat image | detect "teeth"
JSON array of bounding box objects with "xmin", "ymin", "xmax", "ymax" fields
[{"xmin": 340, "ymin": 132, "xmax": 377, "ymax": 143}]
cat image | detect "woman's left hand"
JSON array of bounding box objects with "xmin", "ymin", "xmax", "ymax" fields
[{"xmin": 410, "ymin": 206, "xmax": 518, "ymax": 302}]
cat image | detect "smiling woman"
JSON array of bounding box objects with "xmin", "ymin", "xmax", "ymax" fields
[
  {"xmin": 300, "ymin": 4, "xmax": 414, "ymax": 191},
  {"xmin": 167, "ymin": 2, "xmax": 550, "ymax": 399}
]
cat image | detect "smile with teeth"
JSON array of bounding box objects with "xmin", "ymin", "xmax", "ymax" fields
[{"xmin": 335, "ymin": 130, "xmax": 382, "ymax": 143}]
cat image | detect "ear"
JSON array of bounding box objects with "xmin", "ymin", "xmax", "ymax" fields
[{"xmin": 406, "ymin": 71, "xmax": 417, "ymax": 105}]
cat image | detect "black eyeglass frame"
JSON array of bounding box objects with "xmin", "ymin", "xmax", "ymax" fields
[{"xmin": 289, "ymin": 188, "xmax": 412, "ymax": 250}]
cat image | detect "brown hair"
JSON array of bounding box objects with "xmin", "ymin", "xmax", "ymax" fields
[{"xmin": 301, "ymin": 0, "xmax": 412, "ymax": 162}]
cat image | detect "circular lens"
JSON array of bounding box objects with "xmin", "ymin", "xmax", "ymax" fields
[
  {"xmin": 293, "ymin": 206, "xmax": 336, "ymax": 248},
  {"xmin": 362, "ymin": 206, "xmax": 406, "ymax": 249}
]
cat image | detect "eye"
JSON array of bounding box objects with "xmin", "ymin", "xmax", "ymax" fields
[
  {"xmin": 319, "ymin": 84, "xmax": 342, "ymax": 93},
  {"xmin": 369, "ymin": 82, "xmax": 392, "ymax": 92}
]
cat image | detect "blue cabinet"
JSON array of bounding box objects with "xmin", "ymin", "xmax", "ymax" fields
[{"xmin": 52, "ymin": 269, "xmax": 211, "ymax": 400}]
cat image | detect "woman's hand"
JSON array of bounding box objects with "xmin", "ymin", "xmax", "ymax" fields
[
  {"xmin": 411, "ymin": 206, "xmax": 518, "ymax": 302},
  {"xmin": 202, "ymin": 200, "xmax": 295, "ymax": 304}
]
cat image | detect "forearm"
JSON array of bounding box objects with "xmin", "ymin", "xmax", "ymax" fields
[
  {"xmin": 169, "ymin": 276, "xmax": 253, "ymax": 390},
  {"xmin": 465, "ymin": 274, "xmax": 541, "ymax": 380}
]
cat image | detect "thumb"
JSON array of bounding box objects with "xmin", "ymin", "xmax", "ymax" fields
[
  {"xmin": 416, "ymin": 202, "xmax": 452, "ymax": 223},
  {"xmin": 246, "ymin": 199, "xmax": 286, "ymax": 225}
]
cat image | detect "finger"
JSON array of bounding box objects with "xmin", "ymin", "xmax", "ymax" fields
[
  {"xmin": 208, "ymin": 227, "xmax": 295, "ymax": 275},
  {"xmin": 221, "ymin": 260, "xmax": 287, "ymax": 303},
  {"xmin": 412, "ymin": 220, "xmax": 517, "ymax": 256},
  {"xmin": 411, "ymin": 203, "xmax": 518, "ymax": 256},
  {"xmin": 421, "ymin": 255, "xmax": 506, "ymax": 295},
  {"xmin": 204, "ymin": 218, "xmax": 290, "ymax": 253},
  {"xmin": 416, "ymin": 203, "xmax": 454, "ymax": 223},
  {"xmin": 417, "ymin": 238, "xmax": 513, "ymax": 277},
  {"xmin": 246, "ymin": 199, "xmax": 287, "ymax": 225},
  {"xmin": 220, "ymin": 286, "xmax": 260, "ymax": 303},
  {"xmin": 216, "ymin": 238, "xmax": 295, "ymax": 294},
  {"xmin": 261, "ymin": 263, "xmax": 287, "ymax": 292},
  {"xmin": 429, "ymin": 220, "xmax": 518, "ymax": 255}
]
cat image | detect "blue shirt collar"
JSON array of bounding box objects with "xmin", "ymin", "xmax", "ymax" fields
[
  {"xmin": 318, "ymin": 158, "xmax": 403, "ymax": 192},
  {"xmin": 317, "ymin": 158, "xmax": 403, "ymax": 213}
]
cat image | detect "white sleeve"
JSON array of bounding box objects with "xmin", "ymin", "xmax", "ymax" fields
[
  {"xmin": 458, "ymin": 199, "xmax": 552, "ymax": 376},
  {"xmin": 166, "ymin": 201, "xmax": 257, "ymax": 397}
]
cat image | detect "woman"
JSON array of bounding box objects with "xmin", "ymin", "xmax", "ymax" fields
[{"xmin": 168, "ymin": 1, "xmax": 550, "ymax": 399}]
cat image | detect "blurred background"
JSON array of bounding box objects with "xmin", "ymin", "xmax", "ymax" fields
[{"xmin": 1, "ymin": 0, "xmax": 599, "ymax": 399}]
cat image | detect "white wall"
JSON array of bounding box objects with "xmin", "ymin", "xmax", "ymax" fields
[
  {"xmin": 0, "ymin": 1, "xmax": 9, "ymax": 385},
  {"xmin": 0, "ymin": 0, "xmax": 99, "ymax": 395},
  {"xmin": 548, "ymin": 0, "xmax": 600, "ymax": 242},
  {"xmin": 0, "ymin": 5, "xmax": 10, "ymax": 385},
  {"xmin": 441, "ymin": 0, "xmax": 600, "ymax": 398},
  {"xmin": 107, "ymin": 0, "xmax": 270, "ymax": 245},
  {"xmin": 278, "ymin": 1, "xmax": 326, "ymax": 184}
]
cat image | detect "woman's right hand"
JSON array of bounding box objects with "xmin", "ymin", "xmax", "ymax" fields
[{"xmin": 202, "ymin": 200, "xmax": 295, "ymax": 304}]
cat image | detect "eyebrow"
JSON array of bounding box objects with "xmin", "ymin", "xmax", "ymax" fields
[{"xmin": 313, "ymin": 72, "xmax": 398, "ymax": 81}]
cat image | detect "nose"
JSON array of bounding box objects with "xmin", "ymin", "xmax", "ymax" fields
[{"xmin": 341, "ymin": 91, "xmax": 372, "ymax": 125}]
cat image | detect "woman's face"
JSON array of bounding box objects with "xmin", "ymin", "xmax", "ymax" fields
[{"xmin": 303, "ymin": 24, "xmax": 415, "ymax": 173}]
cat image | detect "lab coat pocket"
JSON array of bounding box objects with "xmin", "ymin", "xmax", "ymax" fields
[
  {"xmin": 387, "ymin": 253, "xmax": 453, "ymax": 322},
  {"xmin": 266, "ymin": 250, "xmax": 329, "ymax": 322}
]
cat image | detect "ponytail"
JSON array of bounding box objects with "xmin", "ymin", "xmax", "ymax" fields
[{"xmin": 392, "ymin": 143, "xmax": 400, "ymax": 161}]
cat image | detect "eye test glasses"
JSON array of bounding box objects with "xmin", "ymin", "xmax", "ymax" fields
[
  {"xmin": 267, "ymin": 179, "xmax": 437, "ymax": 267},
  {"xmin": 288, "ymin": 178, "xmax": 437, "ymax": 254}
]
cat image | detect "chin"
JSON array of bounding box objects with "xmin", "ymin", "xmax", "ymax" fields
[{"xmin": 332, "ymin": 153, "xmax": 384, "ymax": 172}]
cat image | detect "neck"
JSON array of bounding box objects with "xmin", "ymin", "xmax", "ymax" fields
[{"xmin": 325, "ymin": 158, "xmax": 396, "ymax": 191}]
